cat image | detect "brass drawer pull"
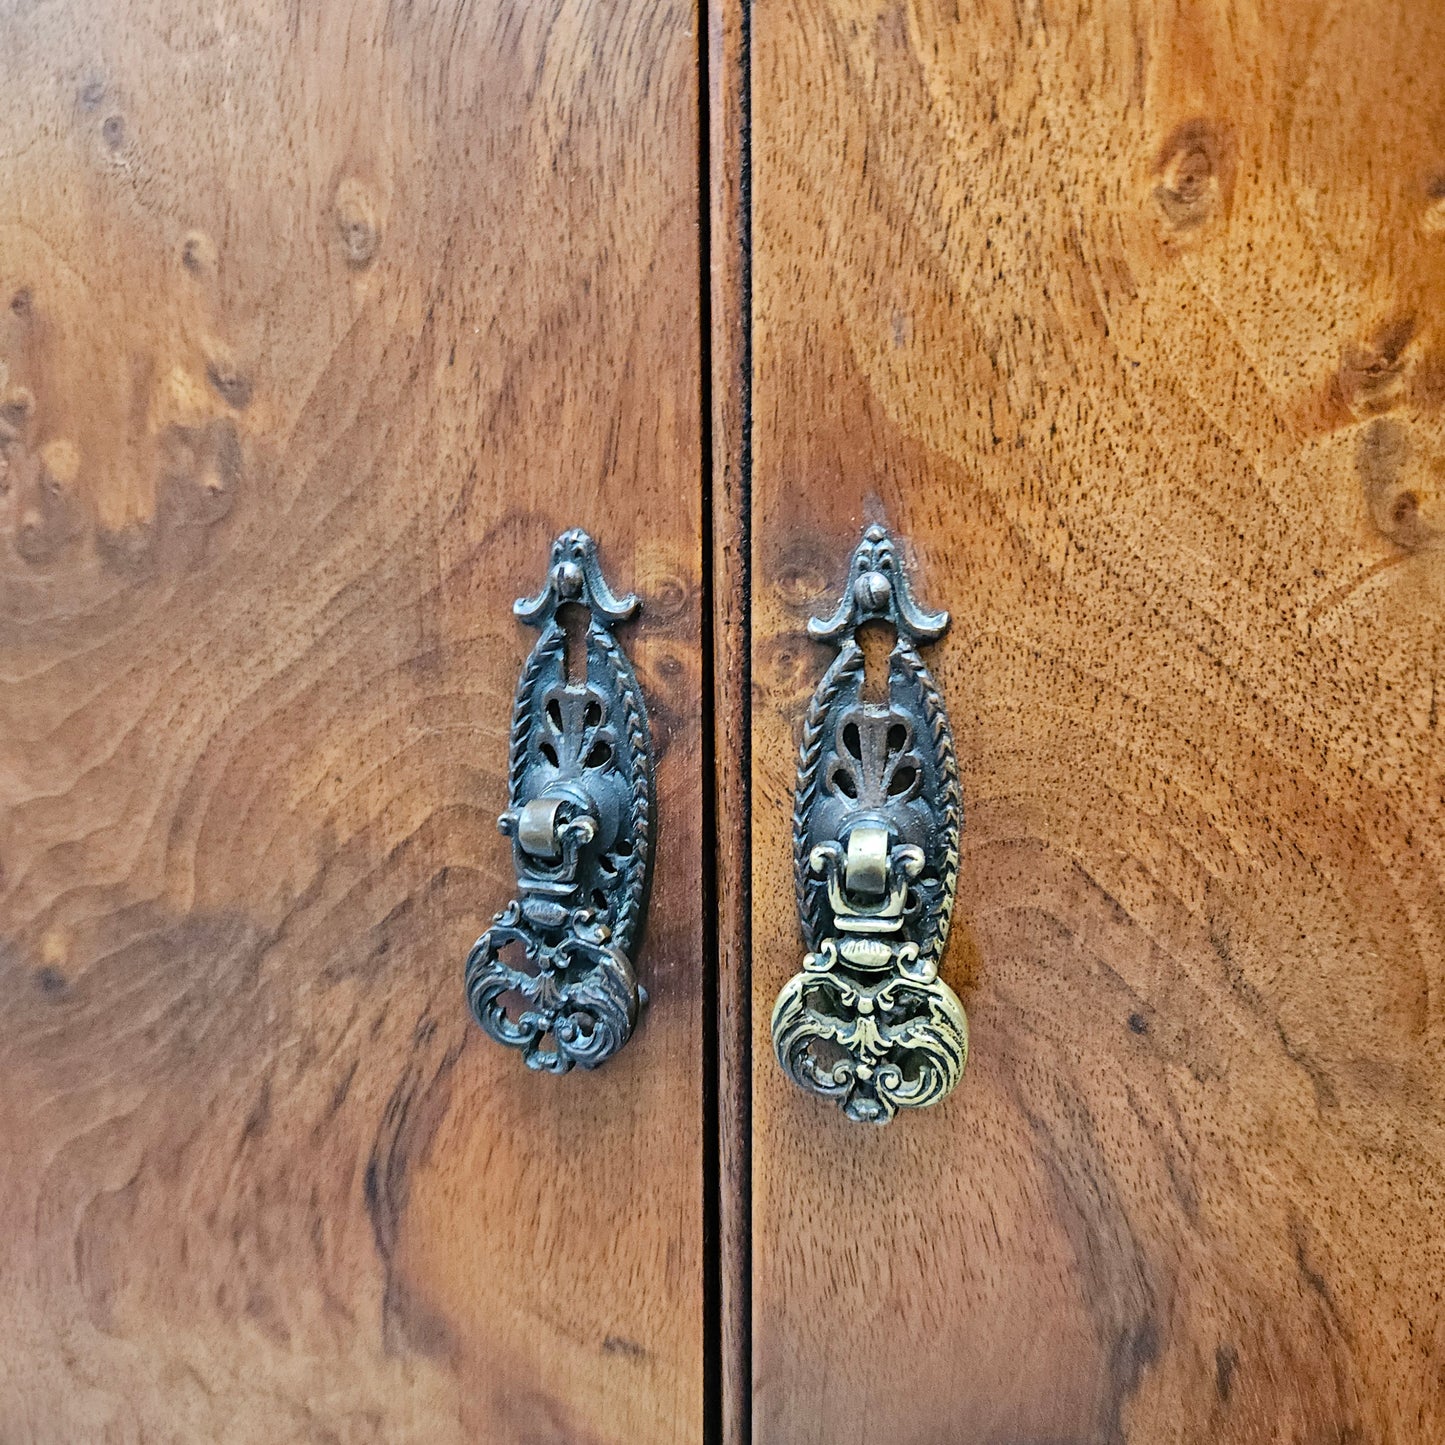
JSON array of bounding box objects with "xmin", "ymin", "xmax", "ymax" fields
[
  {"xmin": 772, "ymin": 525, "xmax": 968, "ymax": 1123},
  {"xmin": 465, "ymin": 530, "xmax": 653, "ymax": 1072}
]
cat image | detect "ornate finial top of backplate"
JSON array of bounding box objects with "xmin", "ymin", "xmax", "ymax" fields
[
  {"xmin": 514, "ymin": 527, "xmax": 640, "ymax": 627},
  {"xmin": 808, "ymin": 524, "xmax": 949, "ymax": 646}
]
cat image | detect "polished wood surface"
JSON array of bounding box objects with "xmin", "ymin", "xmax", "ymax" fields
[
  {"xmin": 707, "ymin": 0, "xmax": 753, "ymax": 1437},
  {"xmin": 750, "ymin": 2, "xmax": 1445, "ymax": 1441},
  {"xmin": 0, "ymin": 3, "xmax": 705, "ymax": 1441}
]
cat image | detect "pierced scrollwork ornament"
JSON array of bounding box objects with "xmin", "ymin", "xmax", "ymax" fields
[
  {"xmin": 772, "ymin": 523, "xmax": 968, "ymax": 1123},
  {"xmin": 464, "ymin": 529, "xmax": 653, "ymax": 1072}
]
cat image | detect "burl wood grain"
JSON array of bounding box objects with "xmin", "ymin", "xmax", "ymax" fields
[
  {"xmin": 750, "ymin": 2, "xmax": 1445, "ymax": 1442},
  {"xmin": 0, "ymin": 3, "xmax": 704, "ymax": 1442}
]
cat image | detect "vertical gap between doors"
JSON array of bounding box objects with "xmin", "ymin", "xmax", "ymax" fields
[
  {"xmin": 698, "ymin": 5, "xmax": 722, "ymax": 1440},
  {"xmin": 700, "ymin": 0, "xmax": 752, "ymax": 1441}
]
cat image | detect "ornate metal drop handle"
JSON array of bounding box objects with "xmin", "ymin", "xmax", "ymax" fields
[
  {"xmin": 465, "ymin": 530, "xmax": 653, "ymax": 1072},
  {"xmin": 771, "ymin": 524, "xmax": 968, "ymax": 1123}
]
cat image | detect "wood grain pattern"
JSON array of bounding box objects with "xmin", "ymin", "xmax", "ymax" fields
[
  {"xmin": 0, "ymin": 3, "xmax": 705, "ymax": 1441},
  {"xmin": 750, "ymin": 2, "xmax": 1445, "ymax": 1441},
  {"xmin": 707, "ymin": 0, "xmax": 753, "ymax": 1437}
]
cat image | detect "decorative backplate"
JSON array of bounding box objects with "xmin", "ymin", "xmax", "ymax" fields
[
  {"xmin": 464, "ymin": 529, "xmax": 653, "ymax": 1072},
  {"xmin": 772, "ymin": 524, "xmax": 968, "ymax": 1122}
]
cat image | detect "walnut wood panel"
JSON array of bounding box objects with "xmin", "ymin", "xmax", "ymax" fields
[
  {"xmin": 0, "ymin": 3, "xmax": 704, "ymax": 1441},
  {"xmin": 750, "ymin": 3, "xmax": 1445, "ymax": 1442},
  {"xmin": 707, "ymin": 0, "xmax": 753, "ymax": 1438}
]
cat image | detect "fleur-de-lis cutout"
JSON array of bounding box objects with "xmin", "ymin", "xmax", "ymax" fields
[
  {"xmin": 825, "ymin": 707, "xmax": 924, "ymax": 809},
  {"xmin": 537, "ymin": 683, "xmax": 617, "ymax": 775}
]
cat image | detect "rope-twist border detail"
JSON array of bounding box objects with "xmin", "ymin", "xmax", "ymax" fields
[
  {"xmin": 898, "ymin": 644, "xmax": 960, "ymax": 971},
  {"xmin": 508, "ymin": 623, "xmax": 563, "ymax": 804},
  {"xmin": 593, "ymin": 622, "xmax": 651, "ymax": 955}
]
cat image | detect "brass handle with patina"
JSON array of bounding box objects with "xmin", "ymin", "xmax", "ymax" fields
[
  {"xmin": 464, "ymin": 529, "xmax": 653, "ymax": 1073},
  {"xmin": 771, "ymin": 524, "xmax": 968, "ymax": 1123}
]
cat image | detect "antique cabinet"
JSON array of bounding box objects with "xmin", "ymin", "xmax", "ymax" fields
[{"xmin": 2, "ymin": 2, "xmax": 1443, "ymax": 1443}]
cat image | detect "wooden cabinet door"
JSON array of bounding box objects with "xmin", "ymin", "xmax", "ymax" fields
[
  {"xmin": 0, "ymin": 3, "xmax": 706, "ymax": 1441},
  {"xmin": 747, "ymin": 2, "xmax": 1445, "ymax": 1441}
]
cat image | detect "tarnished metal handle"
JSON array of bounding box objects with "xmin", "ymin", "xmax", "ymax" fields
[
  {"xmin": 465, "ymin": 529, "xmax": 653, "ymax": 1072},
  {"xmin": 771, "ymin": 524, "xmax": 968, "ymax": 1123}
]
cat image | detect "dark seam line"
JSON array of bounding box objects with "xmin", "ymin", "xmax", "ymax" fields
[
  {"xmin": 737, "ymin": 0, "xmax": 754, "ymax": 1440},
  {"xmin": 697, "ymin": 0, "xmax": 722, "ymax": 1440},
  {"xmin": 699, "ymin": 1, "xmax": 753, "ymax": 1439}
]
